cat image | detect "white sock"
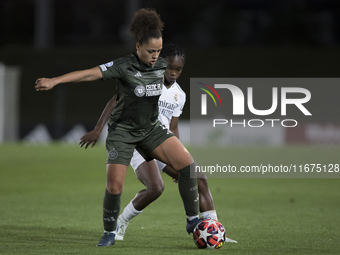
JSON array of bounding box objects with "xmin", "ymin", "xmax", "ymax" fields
[
  {"xmin": 201, "ymin": 210, "xmax": 218, "ymax": 221},
  {"xmin": 120, "ymin": 200, "xmax": 143, "ymax": 222},
  {"xmin": 104, "ymin": 230, "xmax": 116, "ymax": 234},
  {"xmin": 187, "ymin": 215, "xmax": 199, "ymax": 221}
]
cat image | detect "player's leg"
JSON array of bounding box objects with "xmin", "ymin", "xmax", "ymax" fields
[
  {"xmin": 151, "ymin": 136, "xmax": 192, "ymax": 170},
  {"xmin": 162, "ymin": 164, "xmax": 217, "ymax": 220},
  {"xmin": 162, "ymin": 163, "xmax": 237, "ymax": 243},
  {"xmin": 196, "ymin": 175, "xmax": 218, "ymax": 220},
  {"xmin": 156, "ymin": 146, "xmax": 237, "ymax": 243},
  {"xmin": 150, "ymin": 136, "xmax": 200, "ymax": 233},
  {"xmin": 97, "ymin": 129, "xmax": 134, "ymax": 247},
  {"xmin": 97, "ymin": 163, "xmax": 128, "ymax": 247},
  {"xmin": 116, "ymin": 158, "xmax": 164, "ymax": 240},
  {"xmin": 134, "ymin": 160, "xmax": 164, "ymax": 209}
]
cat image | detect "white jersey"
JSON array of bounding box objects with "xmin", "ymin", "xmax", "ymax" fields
[
  {"xmin": 157, "ymin": 81, "xmax": 186, "ymax": 129},
  {"xmin": 130, "ymin": 81, "xmax": 186, "ymax": 171}
]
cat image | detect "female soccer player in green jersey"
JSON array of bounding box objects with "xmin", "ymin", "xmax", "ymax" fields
[
  {"xmin": 78, "ymin": 43, "xmax": 236, "ymax": 244},
  {"xmin": 35, "ymin": 8, "xmax": 200, "ymax": 247}
]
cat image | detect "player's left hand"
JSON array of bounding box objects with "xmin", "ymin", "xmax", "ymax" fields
[
  {"xmin": 35, "ymin": 78, "xmax": 56, "ymax": 91},
  {"xmin": 79, "ymin": 130, "xmax": 101, "ymax": 149}
]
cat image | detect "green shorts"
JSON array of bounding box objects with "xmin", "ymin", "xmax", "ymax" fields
[{"xmin": 105, "ymin": 121, "xmax": 174, "ymax": 165}]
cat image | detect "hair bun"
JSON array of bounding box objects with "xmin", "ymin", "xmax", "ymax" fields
[{"xmin": 130, "ymin": 8, "xmax": 164, "ymax": 44}]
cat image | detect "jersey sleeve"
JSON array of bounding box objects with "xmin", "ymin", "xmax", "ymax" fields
[
  {"xmin": 172, "ymin": 93, "xmax": 186, "ymax": 117},
  {"xmin": 98, "ymin": 60, "xmax": 123, "ymax": 81}
]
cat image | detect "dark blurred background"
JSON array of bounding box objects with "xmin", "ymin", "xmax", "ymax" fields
[{"xmin": 1, "ymin": 0, "xmax": 340, "ymax": 140}]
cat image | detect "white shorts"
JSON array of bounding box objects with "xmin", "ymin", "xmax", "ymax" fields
[{"xmin": 130, "ymin": 149, "xmax": 166, "ymax": 172}]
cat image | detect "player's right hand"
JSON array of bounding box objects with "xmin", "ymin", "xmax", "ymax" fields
[
  {"xmin": 172, "ymin": 178, "xmax": 178, "ymax": 183},
  {"xmin": 35, "ymin": 78, "xmax": 56, "ymax": 91},
  {"xmin": 79, "ymin": 130, "xmax": 101, "ymax": 149}
]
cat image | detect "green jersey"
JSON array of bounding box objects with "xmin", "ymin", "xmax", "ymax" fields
[{"xmin": 99, "ymin": 53, "xmax": 166, "ymax": 131}]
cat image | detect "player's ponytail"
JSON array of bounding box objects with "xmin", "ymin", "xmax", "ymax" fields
[{"xmin": 130, "ymin": 8, "xmax": 164, "ymax": 45}]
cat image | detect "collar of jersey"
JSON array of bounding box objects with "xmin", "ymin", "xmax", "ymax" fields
[{"xmin": 164, "ymin": 81, "xmax": 177, "ymax": 90}]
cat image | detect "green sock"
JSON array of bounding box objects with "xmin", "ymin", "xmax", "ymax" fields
[
  {"xmin": 103, "ymin": 189, "xmax": 121, "ymax": 232},
  {"xmin": 178, "ymin": 163, "xmax": 199, "ymax": 216}
]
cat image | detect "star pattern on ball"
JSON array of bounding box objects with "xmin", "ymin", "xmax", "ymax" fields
[
  {"xmin": 216, "ymin": 228, "xmax": 225, "ymax": 241},
  {"xmin": 198, "ymin": 223, "xmax": 210, "ymax": 239}
]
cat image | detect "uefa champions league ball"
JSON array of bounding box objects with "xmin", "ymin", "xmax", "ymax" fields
[{"xmin": 193, "ymin": 219, "xmax": 226, "ymax": 249}]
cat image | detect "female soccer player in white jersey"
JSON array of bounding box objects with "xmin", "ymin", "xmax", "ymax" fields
[
  {"xmin": 35, "ymin": 9, "xmax": 201, "ymax": 247},
  {"xmin": 80, "ymin": 43, "xmax": 236, "ymax": 243}
]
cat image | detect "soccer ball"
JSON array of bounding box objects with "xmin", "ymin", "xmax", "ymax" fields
[{"xmin": 193, "ymin": 219, "xmax": 226, "ymax": 249}]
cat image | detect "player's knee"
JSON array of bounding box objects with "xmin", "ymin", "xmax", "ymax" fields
[
  {"xmin": 146, "ymin": 182, "xmax": 164, "ymax": 200},
  {"xmin": 106, "ymin": 181, "xmax": 123, "ymax": 194},
  {"xmin": 170, "ymin": 153, "xmax": 192, "ymax": 171}
]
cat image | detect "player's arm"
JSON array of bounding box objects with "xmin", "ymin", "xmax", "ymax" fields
[
  {"xmin": 169, "ymin": 116, "xmax": 180, "ymax": 139},
  {"xmin": 79, "ymin": 94, "xmax": 117, "ymax": 149},
  {"xmin": 35, "ymin": 67, "xmax": 102, "ymax": 91}
]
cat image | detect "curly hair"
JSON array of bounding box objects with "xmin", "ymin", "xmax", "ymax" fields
[
  {"xmin": 160, "ymin": 43, "xmax": 186, "ymax": 62},
  {"xmin": 130, "ymin": 8, "xmax": 164, "ymax": 44}
]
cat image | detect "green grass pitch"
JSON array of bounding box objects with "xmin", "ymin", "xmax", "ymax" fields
[{"xmin": 0, "ymin": 144, "xmax": 339, "ymax": 254}]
